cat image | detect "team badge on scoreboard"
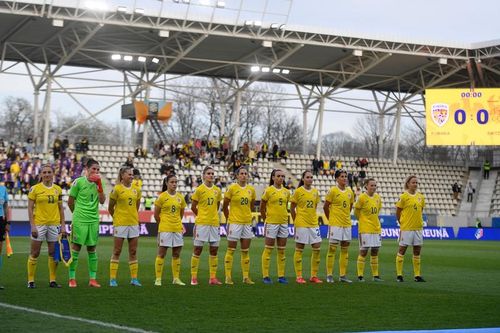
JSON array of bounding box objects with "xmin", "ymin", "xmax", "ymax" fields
[{"xmin": 431, "ymin": 103, "xmax": 450, "ymax": 127}]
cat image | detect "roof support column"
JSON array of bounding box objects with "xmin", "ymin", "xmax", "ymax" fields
[
  {"xmin": 315, "ymin": 95, "xmax": 325, "ymax": 159},
  {"xmin": 302, "ymin": 107, "xmax": 308, "ymax": 155},
  {"xmin": 42, "ymin": 76, "xmax": 52, "ymax": 154},
  {"xmin": 33, "ymin": 89, "xmax": 40, "ymax": 152},
  {"xmin": 378, "ymin": 110, "xmax": 384, "ymax": 159},
  {"xmin": 392, "ymin": 103, "xmax": 402, "ymax": 165},
  {"xmin": 220, "ymin": 102, "xmax": 226, "ymax": 138},
  {"xmin": 232, "ymin": 89, "xmax": 242, "ymax": 153},
  {"xmin": 130, "ymin": 120, "xmax": 136, "ymax": 148},
  {"xmin": 142, "ymin": 85, "xmax": 150, "ymax": 152}
]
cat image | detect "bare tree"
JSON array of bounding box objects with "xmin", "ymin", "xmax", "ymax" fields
[
  {"xmin": 353, "ymin": 113, "xmax": 395, "ymax": 157},
  {"xmin": 0, "ymin": 97, "xmax": 34, "ymax": 142}
]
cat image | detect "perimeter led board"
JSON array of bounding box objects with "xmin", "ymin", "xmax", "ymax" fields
[{"xmin": 425, "ymin": 88, "xmax": 500, "ymax": 146}]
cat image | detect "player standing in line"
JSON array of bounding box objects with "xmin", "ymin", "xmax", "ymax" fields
[
  {"xmin": 0, "ymin": 181, "xmax": 7, "ymax": 290},
  {"xmin": 154, "ymin": 174, "xmax": 187, "ymax": 286},
  {"xmin": 27, "ymin": 164, "xmax": 66, "ymax": 288},
  {"xmin": 260, "ymin": 169, "xmax": 290, "ymax": 284},
  {"xmin": 353, "ymin": 178, "xmax": 383, "ymax": 282},
  {"xmin": 190, "ymin": 166, "xmax": 223, "ymax": 285},
  {"xmin": 223, "ymin": 167, "xmax": 256, "ymax": 285},
  {"xmin": 395, "ymin": 175, "xmax": 426, "ymax": 282},
  {"xmin": 290, "ymin": 170, "xmax": 322, "ymax": 284},
  {"xmin": 108, "ymin": 166, "xmax": 142, "ymax": 287},
  {"xmin": 68, "ymin": 158, "xmax": 106, "ymax": 288},
  {"xmin": 323, "ymin": 169, "xmax": 355, "ymax": 283}
]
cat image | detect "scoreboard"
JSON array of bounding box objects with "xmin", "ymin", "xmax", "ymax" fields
[{"xmin": 425, "ymin": 88, "xmax": 500, "ymax": 146}]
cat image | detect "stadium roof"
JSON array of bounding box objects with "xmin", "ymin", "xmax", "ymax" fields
[{"xmin": 0, "ymin": 0, "xmax": 499, "ymax": 95}]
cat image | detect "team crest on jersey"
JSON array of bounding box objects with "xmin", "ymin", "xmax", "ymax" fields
[{"xmin": 431, "ymin": 103, "xmax": 449, "ymax": 127}]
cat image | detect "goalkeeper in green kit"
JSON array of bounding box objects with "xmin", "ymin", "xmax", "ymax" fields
[{"xmin": 68, "ymin": 158, "xmax": 106, "ymax": 287}]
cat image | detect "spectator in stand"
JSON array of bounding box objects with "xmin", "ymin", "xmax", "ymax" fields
[
  {"xmin": 466, "ymin": 182, "xmax": 475, "ymax": 202},
  {"xmin": 124, "ymin": 155, "xmax": 134, "ymax": 168},
  {"xmin": 26, "ymin": 137, "xmax": 34, "ymax": 154},
  {"xmin": 329, "ymin": 158, "xmax": 336, "ymax": 172},
  {"xmin": 347, "ymin": 171, "xmax": 354, "ymax": 189},
  {"xmin": 355, "ymin": 157, "xmax": 362, "ymax": 167},
  {"xmin": 483, "ymin": 160, "xmax": 491, "ymax": 179},
  {"xmin": 286, "ymin": 177, "xmax": 295, "ymax": 191},
  {"xmin": 254, "ymin": 142, "xmax": 262, "ymax": 159},
  {"xmin": 318, "ymin": 158, "xmax": 324, "ymax": 174},
  {"xmin": 80, "ymin": 137, "xmax": 89, "ymax": 154},
  {"xmin": 261, "ymin": 142, "xmax": 268, "ymax": 159},
  {"xmin": 279, "ymin": 150, "xmax": 288, "ymax": 161},
  {"xmin": 336, "ymin": 160, "xmax": 343, "ymax": 170},
  {"xmin": 272, "ymin": 143, "xmax": 279, "ymax": 162},
  {"xmin": 186, "ymin": 175, "xmax": 193, "ymax": 189},
  {"xmin": 312, "ymin": 158, "xmax": 320, "ymax": 176},
  {"xmin": 359, "ymin": 169, "xmax": 367, "ymax": 186},
  {"xmin": 360, "ymin": 158, "xmax": 369, "ymax": 168},
  {"xmin": 452, "ymin": 182, "xmax": 460, "ymax": 200},
  {"xmin": 62, "ymin": 136, "xmax": 69, "ymax": 157},
  {"xmin": 53, "ymin": 137, "xmax": 62, "ymax": 160},
  {"xmin": 251, "ymin": 165, "xmax": 260, "ymax": 180}
]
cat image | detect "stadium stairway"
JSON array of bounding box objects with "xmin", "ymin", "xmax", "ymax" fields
[
  {"xmin": 472, "ymin": 170, "xmax": 498, "ymax": 218},
  {"xmin": 458, "ymin": 170, "xmax": 481, "ymax": 216}
]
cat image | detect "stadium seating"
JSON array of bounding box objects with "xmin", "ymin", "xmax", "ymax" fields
[{"xmin": 491, "ymin": 173, "xmax": 500, "ymax": 216}]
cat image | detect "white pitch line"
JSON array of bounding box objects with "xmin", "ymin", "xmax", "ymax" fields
[{"xmin": 0, "ymin": 302, "xmax": 157, "ymax": 333}]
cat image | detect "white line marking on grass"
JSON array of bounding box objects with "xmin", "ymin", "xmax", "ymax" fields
[{"xmin": 0, "ymin": 302, "xmax": 158, "ymax": 333}]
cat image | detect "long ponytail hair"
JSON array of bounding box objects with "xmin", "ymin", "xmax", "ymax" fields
[{"xmin": 298, "ymin": 170, "xmax": 312, "ymax": 188}]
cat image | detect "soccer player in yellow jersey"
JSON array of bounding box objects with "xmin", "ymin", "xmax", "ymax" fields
[
  {"xmin": 323, "ymin": 169, "xmax": 355, "ymax": 283},
  {"xmin": 190, "ymin": 166, "xmax": 223, "ymax": 286},
  {"xmin": 154, "ymin": 174, "xmax": 187, "ymax": 286},
  {"xmin": 395, "ymin": 175, "xmax": 426, "ymax": 282},
  {"xmin": 27, "ymin": 164, "xmax": 66, "ymax": 288},
  {"xmin": 290, "ymin": 171, "xmax": 322, "ymax": 284},
  {"xmin": 353, "ymin": 178, "xmax": 383, "ymax": 282},
  {"xmin": 260, "ymin": 169, "xmax": 290, "ymax": 284},
  {"xmin": 108, "ymin": 167, "xmax": 142, "ymax": 287},
  {"xmin": 223, "ymin": 167, "xmax": 256, "ymax": 285},
  {"xmin": 132, "ymin": 168, "xmax": 143, "ymax": 192}
]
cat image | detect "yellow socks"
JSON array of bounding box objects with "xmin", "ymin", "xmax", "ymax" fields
[
  {"xmin": 209, "ymin": 255, "xmax": 218, "ymax": 279},
  {"xmin": 129, "ymin": 260, "xmax": 138, "ymax": 279},
  {"xmin": 413, "ymin": 255, "xmax": 421, "ymax": 277},
  {"xmin": 396, "ymin": 253, "xmax": 404, "ymax": 276},
  {"xmin": 48, "ymin": 256, "xmax": 57, "ymax": 282},
  {"xmin": 370, "ymin": 255, "xmax": 379, "ymax": 277},
  {"xmin": 110, "ymin": 259, "xmax": 119, "ymax": 280},
  {"xmin": 311, "ymin": 248, "xmax": 321, "ymax": 277},
  {"xmin": 191, "ymin": 254, "xmax": 200, "ymax": 279},
  {"xmin": 326, "ymin": 244, "xmax": 337, "ymax": 276},
  {"xmin": 224, "ymin": 248, "xmax": 235, "ymax": 279},
  {"xmin": 155, "ymin": 256, "xmax": 165, "ymax": 280},
  {"xmin": 293, "ymin": 248, "xmax": 303, "ymax": 278},
  {"xmin": 339, "ymin": 246, "xmax": 349, "ymax": 277},
  {"xmin": 357, "ymin": 255, "xmax": 366, "ymax": 277},
  {"xmin": 172, "ymin": 257, "xmax": 181, "ymax": 280},
  {"xmin": 277, "ymin": 246, "xmax": 286, "ymax": 277},
  {"xmin": 241, "ymin": 249, "xmax": 250, "ymax": 279},
  {"xmin": 261, "ymin": 246, "xmax": 273, "ymax": 278},
  {"xmin": 27, "ymin": 256, "xmax": 37, "ymax": 282}
]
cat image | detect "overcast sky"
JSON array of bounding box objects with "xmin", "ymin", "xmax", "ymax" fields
[{"xmin": 0, "ymin": 0, "xmax": 498, "ymax": 139}]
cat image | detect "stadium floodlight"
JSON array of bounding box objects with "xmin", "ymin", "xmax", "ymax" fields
[
  {"xmin": 134, "ymin": 8, "xmax": 145, "ymax": 15},
  {"xmin": 152, "ymin": 57, "xmax": 160, "ymax": 64},
  {"xmin": 84, "ymin": 0, "xmax": 109, "ymax": 11},
  {"xmin": 52, "ymin": 19, "xmax": 64, "ymax": 27},
  {"xmin": 262, "ymin": 40, "xmax": 273, "ymax": 48},
  {"xmin": 138, "ymin": 56, "xmax": 147, "ymax": 62},
  {"xmin": 158, "ymin": 30, "xmax": 170, "ymax": 38},
  {"xmin": 254, "ymin": 21, "xmax": 262, "ymax": 27},
  {"xmin": 123, "ymin": 55, "xmax": 133, "ymax": 61},
  {"xmin": 438, "ymin": 57, "xmax": 448, "ymax": 65},
  {"xmin": 281, "ymin": 69, "xmax": 290, "ymax": 75},
  {"xmin": 117, "ymin": 6, "xmax": 127, "ymax": 13},
  {"xmin": 216, "ymin": 1, "xmax": 225, "ymax": 8},
  {"xmin": 272, "ymin": 68, "xmax": 281, "ymax": 74},
  {"xmin": 250, "ymin": 66, "xmax": 260, "ymax": 72},
  {"xmin": 245, "ymin": 20, "xmax": 254, "ymax": 27},
  {"xmin": 111, "ymin": 54, "xmax": 122, "ymax": 60},
  {"xmin": 261, "ymin": 66, "xmax": 270, "ymax": 73},
  {"xmin": 353, "ymin": 49, "xmax": 363, "ymax": 57}
]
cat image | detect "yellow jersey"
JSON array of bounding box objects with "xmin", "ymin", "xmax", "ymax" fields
[
  {"xmin": 224, "ymin": 183, "xmax": 256, "ymax": 224},
  {"xmin": 290, "ymin": 186, "xmax": 320, "ymax": 228},
  {"xmin": 192, "ymin": 183, "xmax": 222, "ymax": 226},
  {"xmin": 325, "ymin": 186, "xmax": 355, "ymax": 227},
  {"xmin": 354, "ymin": 192, "xmax": 382, "ymax": 234},
  {"xmin": 109, "ymin": 183, "xmax": 141, "ymax": 226},
  {"xmin": 132, "ymin": 179, "xmax": 143, "ymax": 191},
  {"xmin": 155, "ymin": 191, "xmax": 186, "ymax": 233},
  {"xmin": 28, "ymin": 183, "xmax": 62, "ymax": 226},
  {"xmin": 395, "ymin": 191, "xmax": 425, "ymax": 231},
  {"xmin": 261, "ymin": 185, "xmax": 290, "ymax": 224}
]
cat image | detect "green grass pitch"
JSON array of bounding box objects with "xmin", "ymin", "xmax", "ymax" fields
[{"xmin": 1, "ymin": 237, "xmax": 500, "ymax": 333}]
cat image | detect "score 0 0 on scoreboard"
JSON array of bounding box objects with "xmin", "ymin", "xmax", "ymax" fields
[{"xmin": 425, "ymin": 88, "xmax": 500, "ymax": 146}]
